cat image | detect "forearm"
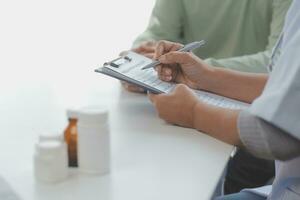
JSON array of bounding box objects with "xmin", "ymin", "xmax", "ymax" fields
[
  {"xmin": 200, "ymin": 67, "xmax": 268, "ymax": 103},
  {"xmin": 192, "ymin": 102, "xmax": 242, "ymax": 146},
  {"xmin": 204, "ymin": 50, "xmax": 270, "ymax": 73},
  {"xmin": 192, "ymin": 102, "xmax": 300, "ymax": 161}
]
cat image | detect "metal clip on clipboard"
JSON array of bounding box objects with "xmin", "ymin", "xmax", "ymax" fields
[
  {"xmin": 96, "ymin": 51, "xmax": 164, "ymax": 94},
  {"xmin": 104, "ymin": 56, "xmax": 132, "ymax": 68}
]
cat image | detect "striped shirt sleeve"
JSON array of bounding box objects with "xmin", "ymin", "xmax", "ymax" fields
[{"xmin": 238, "ymin": 110, "xmax": 300, "ymax": 161}]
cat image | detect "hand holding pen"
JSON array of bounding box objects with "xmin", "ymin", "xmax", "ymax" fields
[
  {"xmin": 141, "ymin": 40, "xmax": 205, "ymax": 70},
  {"xmin": 149, "ymin": 40, "xmax": 210, "ymax": 90}
]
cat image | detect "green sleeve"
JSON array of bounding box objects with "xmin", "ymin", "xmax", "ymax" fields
[
  {"xmin": 132, "ymin": 0, "xmax": 183, "ymax": 48},
  {"xmin": 205, "ymin": 51, "xmax": 270, "ymax": 73},
  {"xmin": 266, "ymin": 0, "xmax": 292, "ymax": 50},
  {"xmin": 205, "ymin": 0, "xmax": 292, "ymax": 73}
]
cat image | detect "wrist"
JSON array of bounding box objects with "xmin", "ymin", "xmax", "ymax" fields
[
  {"xmin": 191, "ymin": 100, "xmax": 206, "ymax": 130},
  {"xmin": 192, "ymin": 100, "xmax": 242, "ymax": 145},
  {"xmin": 195, "ymin": 64, "xmax": 216, "ymax": 91},
  {"xmin": 192, "ymin": 100, "xmax": 225, "ymax": 134}
]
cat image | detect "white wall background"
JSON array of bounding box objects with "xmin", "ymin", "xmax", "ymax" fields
[{"xmin": 0, "ymin": 0, "xmax": 155, "ymax": 92}]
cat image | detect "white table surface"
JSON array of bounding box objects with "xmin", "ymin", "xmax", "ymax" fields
[{"xmin": 0, "ymin": 71, "xmax": 233, "ymax": 200}]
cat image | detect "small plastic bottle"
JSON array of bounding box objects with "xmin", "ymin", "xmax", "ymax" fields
[
  {"xmin": 34, "ymin": 140, "xmax": 68, "ymax": 183},
  {"xmin": 77, "ymin": 107, "xmax": 110, "ymax": 175},
  {"xmin": 64, "ymin": 109, "xmax": 78, "ymax": 167}
]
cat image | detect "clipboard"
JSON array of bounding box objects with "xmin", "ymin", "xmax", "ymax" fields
[{"xmin": 95, "ymin": 51, "xmax": 165, "ymax": 94}]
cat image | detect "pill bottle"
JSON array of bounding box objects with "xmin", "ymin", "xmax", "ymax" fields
[
  {"xmin": 77, "ymin": 107, "xmax": 110, "ymax": 175},
  {"xmin": 64, "ymin": 109, "xmax": 78, "ymax": 167},
  {"xmin": 34, "ymin": 140, "xmax": 68, "ymax": 183}
]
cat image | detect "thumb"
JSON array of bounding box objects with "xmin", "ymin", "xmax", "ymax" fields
[{"xmin": 148, "ymin": 92, "xmax": 158, "ymax": 103}]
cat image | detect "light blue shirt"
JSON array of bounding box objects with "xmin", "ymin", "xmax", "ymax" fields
[{"xmin": 248, "ymin": 0, "xmax": 300, "ymax": 199}]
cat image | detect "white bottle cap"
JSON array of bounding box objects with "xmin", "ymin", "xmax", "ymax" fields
[
  {"xmin": 35, "ymin": 141, "xmax": 66, "ymax": 156},
  {"xmin": 66, "ymin": 108, "xmax": 79, "ymax": 119},
  {"xmin": 39, "ymin": 132, "xmax": 64, "ymax": 142},
  {"xmin": 78, "ymin": 106, "xmax": 109, "ymax": 125}
]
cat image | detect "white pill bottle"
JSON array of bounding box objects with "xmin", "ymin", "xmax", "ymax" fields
[
  {"xmin": 34, "ymin": 140, "xmax": 68, "ymax": 182},
  {"xmin": 77, "ymin": 107, "xmax": 110, "ymax": 175}
]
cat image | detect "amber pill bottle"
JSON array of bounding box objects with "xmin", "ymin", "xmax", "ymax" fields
[{"xmin": 64, "ymin": 109, "xmax": 78, "ymax": 167}]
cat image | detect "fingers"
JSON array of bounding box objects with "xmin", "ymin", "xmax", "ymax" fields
[
  {"xmin": 154, "ymin": 40, "xmax": 183, "ymax": 60},
  {"xmin": 143, "ymin": 52, "xmax": 155, "ymax": 59},
  {"xmin": 132, "ymin": 41, "xmax": 156, "ymax": 54},
  {"xmin": 159, "ymin": 51, "xmax": 195, "ymax": 65},
  {"xmin": 173, "ymin": 83, "xmax": 189, "ymax": 92},
  {"xmin": 172, "ymin": 84, "xmax": 198, "ymax": 100},
  {"xmin": 149, "ymin": 85, "xmax": 190, "ymax": 105},
  {"xmin": 154, "ymin": 42, "xmax": 164, "ymax": 60},
  {"xmin": 156, "ymin": 65, "xmax": 162, "ymax": 76},
  {"xmin": 148, "ymin": 92, "xmax": 169, "ymax": 105},
  {"xmin": 155, "ymin": 64, "xmax": 174, "ymax": 81},
  {"xmin": 162, "ymin": 67, "xmax": 172, "ymax": 76},
  {"xmin": 148, "ymin": 92, "xmax": 157, "ymax": 103},
  {"xmin": 153, "ymin": 41, "xmax": 186, "ymax": 83},
  {"xmin": 160, "ymin": 66, "xmax": 175, "ymax": 81},
  {"xmin": 121, "ymin": 81, "xmax": 146, "ymax": 93}
]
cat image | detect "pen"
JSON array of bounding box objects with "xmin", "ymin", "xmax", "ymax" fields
[{"xmin": 141, "ymin": 40, "xmax": 206, "ymax": 70}]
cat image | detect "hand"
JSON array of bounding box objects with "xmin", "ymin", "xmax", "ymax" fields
[
  {"xmin": 120, "ymin": 41, "xmax": 157, "ymax": 93},
  {"xmin": 154, "ymin": 40, "xmax": 212, "ymax": 90},
  {"xmin": 132, "ymin": 41, "xmax": 156, "ymax": 58},
  {"xmin": 148, "ymin": 84, "xmax": 199, "ymax": 128},
  {"xmin": 149, "ymin": 84, "xmax": 242, "ymax": 145}
]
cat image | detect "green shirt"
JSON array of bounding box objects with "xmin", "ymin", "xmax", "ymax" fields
[{"xmin": 133, "ymin": 0, "xmax": 291, "ymax": 73}]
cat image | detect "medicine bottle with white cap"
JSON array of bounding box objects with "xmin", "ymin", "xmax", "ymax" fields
[
  {"xmin": 34, "ymin": 140, "xmax": 68, "ymax": 183},
  {"xmin": 77, "ymin": 107, "xmax": 110, "ymax": 175}
]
